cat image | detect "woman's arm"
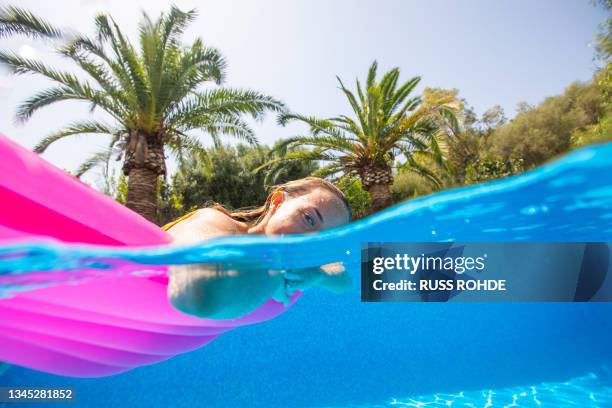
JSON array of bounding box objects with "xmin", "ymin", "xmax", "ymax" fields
[{"xmin": 166, "ymin": 209, "xmax": 286, "ymax": 319}]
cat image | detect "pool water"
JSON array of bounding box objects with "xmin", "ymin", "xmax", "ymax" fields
[
  {"xmin": 2, "ymin": 301, "xmax": 611, "ymax": 407},
  {"xmin": 326, "ymin": 373, "xmax": 612, "ymax": 407},
  {"xmin": 1, "ymin": 143, "xmax": 612, "ymax": 407}
]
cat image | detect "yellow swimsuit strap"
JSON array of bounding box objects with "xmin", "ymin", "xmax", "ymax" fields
[{"xmin": 161, "ymin": 210, "xmax": 199, "ymax": 231}]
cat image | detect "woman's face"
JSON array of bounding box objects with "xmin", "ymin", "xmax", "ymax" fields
[{"xmin": 261, "ymin": 187, "xmax": 350, "ymax": 235}]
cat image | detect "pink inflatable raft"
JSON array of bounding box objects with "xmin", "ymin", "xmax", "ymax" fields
[{"xmin": 0, "ymin": 134, "xmax": 299, "ymax": 377}]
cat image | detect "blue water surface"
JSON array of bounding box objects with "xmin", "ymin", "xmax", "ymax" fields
[{"xmin": 1, "ymin": 143, "xmax": 612, "ymax": 407}]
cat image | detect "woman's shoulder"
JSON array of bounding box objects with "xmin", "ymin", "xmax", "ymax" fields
[
  {"xmin": 189, "ymin": 208, "xmax": 246, "ymax": 234},
  {"xmin": 165, "ymin": 208, "xmax": 247, "ymax": 243}
]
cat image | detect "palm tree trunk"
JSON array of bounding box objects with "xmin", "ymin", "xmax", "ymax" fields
[
  {"xmin": 360, "ymin": 163, "xmax": 393, "ymax": 213},
  {"xmin": 126, "ymin": 167, "xmax": 159, "ymax": 222},
  {"xmin": 366, "ymin": 183, "xmax": 393, "ymax": 213},
  {"xmin": 123, "ymin": 130, "xmax": 166, "ymax": 223}
]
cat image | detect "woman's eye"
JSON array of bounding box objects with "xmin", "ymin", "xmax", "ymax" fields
[{"xmin": 303, "ymin": 213, "xmax": 316, "ymax": 228}]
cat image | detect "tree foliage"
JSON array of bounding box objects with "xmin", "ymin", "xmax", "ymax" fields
[
  {"xmin": 335, "ymin": 177, "xmax": 371, "ymax": 219},
  {"xmin": 158, "ymin": 143, "xmax": 317, "ymax": 225},
  {"xmin": 486, "ymin": 80, "xmax": 606, "ymax": 166}
]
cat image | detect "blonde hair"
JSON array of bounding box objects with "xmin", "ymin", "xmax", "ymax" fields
[
  {"xmin": 212, "ymin": 177, "xmax": 352, "ymax": 225},
  {"xmin": 163, "ymin": 177, "xmax": 351, "ymax": 231}
]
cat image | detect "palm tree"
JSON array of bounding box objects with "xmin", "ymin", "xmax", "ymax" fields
[
  {"xmin": 0, "ymin": 6, "xmax": 285, "ymax": 222},
  {"xmin": 262, "ymin": 61, "xmax": 459, "ymax": 212}
]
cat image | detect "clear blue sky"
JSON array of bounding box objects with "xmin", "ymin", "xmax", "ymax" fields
[{"xmin": 0, "ymin": 0, "xmax": 607, "ymax": 185}]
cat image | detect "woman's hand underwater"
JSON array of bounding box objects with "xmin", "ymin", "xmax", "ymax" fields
[{"xmin": 272, "ymin": 262, "xmax": 354, "ymax": 304}]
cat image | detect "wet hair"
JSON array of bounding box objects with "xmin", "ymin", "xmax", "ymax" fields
[{"xmin": 211, "ymin": 177, "xmax": 352, "ymax": 226}]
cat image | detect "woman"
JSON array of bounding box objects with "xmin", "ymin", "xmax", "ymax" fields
[{"xmin": 165, "ymin": 177, "xmax": 353, "ymax": 319}]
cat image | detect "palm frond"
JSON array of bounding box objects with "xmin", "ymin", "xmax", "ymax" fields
[
  {"xmin": 61, "ymin": 43, "xmax": 131, "ymax": 112},
  {"xmin": 62, "ymin": 35, "xmax": 139, "ymax": 109},
  {"xmin": 400, "ymin": 152, "xmax": 443, "ymax": 188},
  {"xmin": 184, "ymin": 114, "xmax": 258, "ymax": 145},
  {"xmin": 75, "ymin": 148, "xmax": 114, "ymax": 177},
  {"xmin": 254, "ymin": 148, "xmax": 337, "ymax": 174},
  {"xmin": 311, "ymin": 163, "xmax": 345, "ymax": 179},
  {"xmin": 34, "ymin": 121, "xmax": 115, "ymax": 153},
  {"xmin": 16, "ymin": 87, "xmax": 76, "ymax": 121},
  {"xmin": 0, "ymin": 51, "xmax": 125, "ymax": 121},
  {"xmin": 336, "ymin": 76, "xmax": 367, "ymax": 130},
  {"xmin": 174, "ymin": 89, "xmax": 285, "ymax": 124},
  {"xmin": 278, "ymin": 112, "xmax": 353, "ymax": 140},
  {"xmin": 272, "ymin": 134, "xmax": 357, "ymax": 155},
  {"xmin": 379, "ymin": 67, "xmax": 399, "ymax": 101},
  {"xmin": 0, "ymin": 6, "xmax": 61, "ymax": 39},
  {"xmin": 166, "ymin": 133, "xmax": 209, "ymax": 165},
  {"xmin": 385, "ymin": 77, "xmax": 421, "ymax": 116},
  {"xmin": 365, "ymin": 60, "xmax": 378, "ymax": 90},
  {"xmin": 160, "ymin": 6, "xmax": 197, "ymax": 48}
]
